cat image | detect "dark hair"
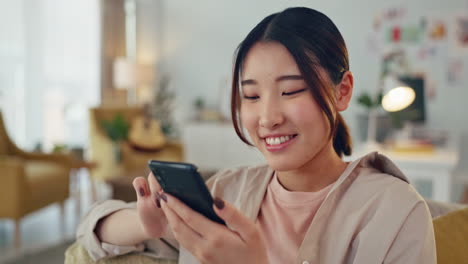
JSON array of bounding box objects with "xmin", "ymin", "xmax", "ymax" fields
[{"xmin": 230, "ymin": 7, "xmax": 352, "ymax": 157}]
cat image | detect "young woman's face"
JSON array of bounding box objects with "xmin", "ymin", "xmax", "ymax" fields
[{"xmin": 240, "ymin": 42, "xmax": 331, "ymax": 171}]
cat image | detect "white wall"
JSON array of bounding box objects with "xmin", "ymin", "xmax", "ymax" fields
[
  {"xmin": 138, "ymin": 0, "xmax": 468, "ymax": 143},
  {"xmin": 3, "ymin": 0, "xmax": 467, "ymax": 149},
  {"xmin": 0, "ymin": 0, "xmax": 101, "ymax": 150},
  {"xmin": 0, "ymin": 0, "xmax": 27, "ymax": 146}
]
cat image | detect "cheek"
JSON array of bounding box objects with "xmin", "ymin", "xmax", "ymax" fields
[
  {"xmin": 240, "ymin": 105, "xmax": 258, "ymax": 132},
  {"xmin": 286, "ymin": 98, "xmax": 328, "ymax": 132}
]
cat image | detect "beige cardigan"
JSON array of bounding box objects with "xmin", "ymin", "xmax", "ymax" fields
[{"xmin": 77, "ymin": 152, "xmax": 436, "ymax": 263}]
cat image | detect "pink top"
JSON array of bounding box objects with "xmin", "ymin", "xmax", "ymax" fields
[{"xmin": 256, "ymin": 173, "xmax": 333, "ymax": 264}]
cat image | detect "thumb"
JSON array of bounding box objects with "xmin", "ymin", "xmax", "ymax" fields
[{"xmin": 213, "ymin": 197, "xmax": 258, "ymax": 243}]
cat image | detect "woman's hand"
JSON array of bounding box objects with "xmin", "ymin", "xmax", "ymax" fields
[
  {"xmin": 132, "ymin": 173, "xmax": 169, "ymax": 239},
  {"xmin": 159, "ymin": 193, "xmax": 269, "ymax": 264}
]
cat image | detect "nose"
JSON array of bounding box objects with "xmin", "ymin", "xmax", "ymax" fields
[{"xmin": 258, "ymin": 97, "xmax": 284, "ymax": 129}]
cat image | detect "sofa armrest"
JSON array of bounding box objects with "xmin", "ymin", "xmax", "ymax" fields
[
  {"xmin": 16, "ymin": 150, "xmax": 74, "ymax": 167},
  {"xmin": 425, "ymin": 199, "xmax": 467, "ymax": 219},
  {"xmin": 65, "ymin": 242, "xmax": 177, "ymax": 264}
]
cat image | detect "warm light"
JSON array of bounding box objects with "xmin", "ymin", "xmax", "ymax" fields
[
  {"xmin": 382, "ymin": 86, "xmax": 415, "ymax": 112},
  {"xmin": 113, "ymin": 57, "xmax": 136, "ymax": 90}
]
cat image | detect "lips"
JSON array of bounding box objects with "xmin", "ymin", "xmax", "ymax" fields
[
  {"xmin": 262, "ymin": 134, "xmax": 298, "ymax": 152},
  {"xmin": 264, "ymin": 134, "xmax": 296, "ymax": 145}
]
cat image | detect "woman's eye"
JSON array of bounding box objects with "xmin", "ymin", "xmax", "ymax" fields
[
  {"xmin": 282, "ymin": 88, "xmax": 306, "ymax": 96},
  {"xmin": 243, "ymin": 95, "xmax": 259, "ymax": 100}
]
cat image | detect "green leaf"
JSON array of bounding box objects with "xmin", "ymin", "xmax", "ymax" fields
[
  {"xmin": 357, "ymin": 93, "xmax": 373, "ymax": 108},
  {"xmin": 356, "ymin": 92, "xmax": 383, "ymax": 109},
  {"xmin": 100, "ymin": 113, "xmax": 129, "ymax": 142}
]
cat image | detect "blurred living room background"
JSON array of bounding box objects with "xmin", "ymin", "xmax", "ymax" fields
[{"xmin": 1, "ymin": 0, "xmax": 468, "ymax": 262}]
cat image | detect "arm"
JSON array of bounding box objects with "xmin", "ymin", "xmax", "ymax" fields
[
  {"xmin": 95, "ymin": 208, "xmax": 150, "ymax": 246},
  {"xmin": 11, "ymin": 143, "xmax": 74, "ymax": 167},
  {"xmin": 76, "ymin": 200, "xmax": 143, "ymax": 261},
  {"xmin": 96, "ymin": 173, "xmax": 170, "ymax": 246},
  {"xmin": 384, "ymin": 201, "xmax": 437, "ymax": 264},
  {"xmin": 76, "ymin": 174, "xmax": 171, "ymax": 261}
]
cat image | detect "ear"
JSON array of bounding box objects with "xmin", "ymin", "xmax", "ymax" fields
[{"xmin": 335, "ymin": 71, "xmax": 354, "ymax": 112}]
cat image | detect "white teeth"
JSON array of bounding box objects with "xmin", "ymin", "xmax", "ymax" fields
[{"xmin": 265, "ymin": 135, "xmax": 294, "ymax": 145}]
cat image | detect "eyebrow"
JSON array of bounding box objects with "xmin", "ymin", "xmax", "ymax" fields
[{"xmin": 240, "ymin": 75, "xmax": 303, "ymax": 86}]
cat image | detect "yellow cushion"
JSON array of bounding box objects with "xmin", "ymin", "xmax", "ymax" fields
[
  {"xmin": 433, "ymin": 207, "xmax": 468, "ymax": 264},
  {"xmin": 25, "ymin": 160, "xmax": 69, "ymax": 211}
]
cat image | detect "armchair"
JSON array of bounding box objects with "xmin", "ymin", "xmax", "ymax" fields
[
  {"xmin": 88, "ymin": 106, "xmax": 143, "ymax": 181},
  {"xmin": 0, "ymin": 112, "xmax": 73, "ymax": 248},
  {"xmin": 88, "ymin": 106, "xmax": 183, "ymax": 199}
]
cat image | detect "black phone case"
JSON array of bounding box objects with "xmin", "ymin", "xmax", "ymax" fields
[{"xmin": 148, "ymin": 160, "xmax": 225, "ymax": 225}]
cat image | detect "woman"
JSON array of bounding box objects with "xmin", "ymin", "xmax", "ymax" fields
[{"xmin": 77, "ymin": 7, "xmax": 436, "ymax": 264}]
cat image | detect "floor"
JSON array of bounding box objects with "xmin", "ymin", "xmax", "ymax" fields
[{"xmin": 0, "ymin": 170, "xmax": 112, "ymax": 263}]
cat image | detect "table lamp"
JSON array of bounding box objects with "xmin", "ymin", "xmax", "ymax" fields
[
  {"xmin": 113, "ymin": 57, "xmax": 137, "ymax": 104},
  {"xmin": 381, "ymin": 75, "xmax": 416, "ymax": 112}
]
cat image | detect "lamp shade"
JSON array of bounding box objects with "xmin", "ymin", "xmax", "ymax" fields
[
  {"xmin": 381, "ymin": 75, "xmax": 416, "ymax": 112},
  {"xmin": 113, "ymin": 57, "xmax": 136, "ymax": 90}
]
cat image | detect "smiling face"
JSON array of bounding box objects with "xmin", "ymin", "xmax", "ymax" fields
[{"xmin": 240, "ymin": 41, "xmax": 333, "ymax": 171}]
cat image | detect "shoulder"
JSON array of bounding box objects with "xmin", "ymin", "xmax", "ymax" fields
[
  {"xmin": 330, "ymin": 167, "xmax": 433, "ymax": 245},
  {"xmin": 348, "ymin": 151, "xmax": 425, "ymax": 211},
  {"xmin": 339, "ymin": 169, "xmax": 437, "ymax": 263},
  {"xmin": 347, "ymin": 166, "xmax": 428, "ymax": 219}
]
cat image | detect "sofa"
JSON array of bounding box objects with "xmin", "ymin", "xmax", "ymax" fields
[{"xmin": 64, "ymin": 199, "xmax": 467, "ymax": 264}]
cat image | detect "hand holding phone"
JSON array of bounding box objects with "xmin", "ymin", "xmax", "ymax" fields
[{"xmin": 148, "ymin": 160, "xmax": 225, "ymax": 225}]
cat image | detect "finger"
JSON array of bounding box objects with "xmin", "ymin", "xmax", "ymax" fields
[
  {"xmin": 132, "ymin": 177, "xmax": 167, "ymax": 238},
  {"xmin": 132, "ymin": 177, "xmax": 149, "ymax": 199},
  {"xmin": 133, "ymin": 177, "xmax": 160, "ymax": 208},
  {"xmin": 161, "ymin": 193, "xmax": 226, "ymax": 238},
  {"xmin": 213, "ymin": 197, "xmax": 259, "ymax": 243},
  {"xmin": 147, "ymin": 172, "xmax": 162, "ymax": 194},
  {"xmin": 160, "ymin": 198, "xmax": 204, "ymax": 253},
  {"xmin": 147, "ymin": 173, "xmax": 163, "ymax": 207}
]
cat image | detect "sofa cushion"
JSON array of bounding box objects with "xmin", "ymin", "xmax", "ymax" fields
[
  {"xmin": 25, "ymin": 160, "xmax": 69, "ymax": 211},
  {"xmin": 65, "ymin": 242, "xmax": 176, "ymax": 264},
  {"xmin": 433, "ymin": 207, "xmax": 468, "ymax": 263}
]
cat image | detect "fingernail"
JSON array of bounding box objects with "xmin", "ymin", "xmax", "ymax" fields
[
  {"xmin": 139, "ymin": 187, "xmax": 145, "ymax": 197},
  {"xmin": 155, "ymin": 194, "xmax": 161, "ymax": 208},
  {"xmin": 160, "ymin": 193, "xmax": 167, "ymax": 202},
  {"xmin": 213, "ymin": 197, "xmax": 224, "ymax": 210}
]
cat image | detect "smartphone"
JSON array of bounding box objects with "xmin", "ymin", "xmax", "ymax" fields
[{"xmin": 148, "ymin": 160, "xmax": 225, "ymax": 225}]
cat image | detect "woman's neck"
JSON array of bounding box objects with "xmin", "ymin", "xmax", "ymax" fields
[{"xmin": 276, "ymin": 142, "xmax": 348, "ymax": 192}]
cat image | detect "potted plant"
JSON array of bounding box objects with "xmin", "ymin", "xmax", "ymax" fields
[
  {"xmin": 356, "ymin": 91, "xmax": 392, "ymax": 143},
  {"xmin": 101, "ymin": 113, "xmax": 129, "ymax": 162}
]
